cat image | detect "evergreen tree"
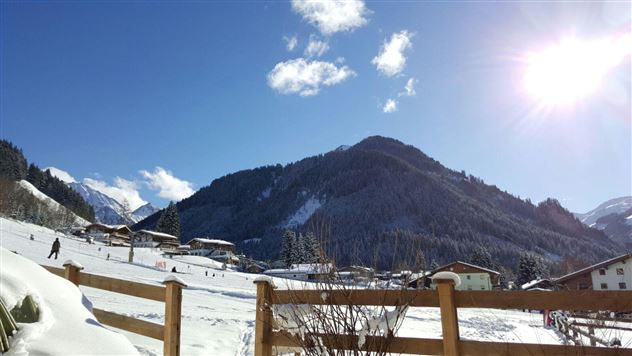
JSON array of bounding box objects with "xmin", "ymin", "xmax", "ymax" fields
[
  {"xmin": 516, "ymin": 253, "xmax": 548, "ymax": 288},
  {"xmin": 0, "ymin": 140, "xmax": 28, "ymax": 181},
  {"xmin": 27, "ymin": 164, "xmax": 44, "ymax": 189},
  {"xmin": 294, "ymin": 233, "xmax": 306, "ymax": 264},
  {"xmin": 470, "ymin": 247, "xmax": 493, "ymax": 270},
  {"xmin": 156, "ymin": 202, "xmax": 180, "ymax": 238},
  {"xmin": 280, "ymin": 230, "xmax": 296, "ymax": 268},
  {"xmin": 301, "ymin": 231, "xmax": 320, "ymax": 263}
]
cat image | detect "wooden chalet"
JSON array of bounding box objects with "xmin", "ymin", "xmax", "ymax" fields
[
  {"xmin": 133, "ymin": 230, "xmax": 179, "ymax": 251},
  {"xmin": 555, "ymin": 253, "xmax": 632, "ymax": 291},
  {"xmin": 425, "ymin": 261, "xmax": 501, "ymax": 291}
]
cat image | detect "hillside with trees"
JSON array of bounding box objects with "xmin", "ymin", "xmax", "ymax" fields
[
  {"xmin": 0, "ymin": 140, "xmax": 95, "ymax": 222},
  {"xmin": 135, "ymin": 136, "xmax": 621, "ymax": 272}
]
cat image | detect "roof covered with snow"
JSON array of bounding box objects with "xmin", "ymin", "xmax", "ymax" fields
[
  {"xmin": 189, "ymin": 238, "xmax": 235, "ymax": 246},
  {"xmin": 264, "ymin": 263, "xmax": 332, "ymax": 275},
  {"xmin": 431, "ymin": 260, "xmax": 500, "ymax": 275},
  {"xmin": 137, "ymin": 229, "xmax": 178, "ymax": 240}
]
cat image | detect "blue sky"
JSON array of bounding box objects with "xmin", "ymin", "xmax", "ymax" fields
[{"xmin": 1, "ymin": 1, "xmax": 630, "ymax": 212}]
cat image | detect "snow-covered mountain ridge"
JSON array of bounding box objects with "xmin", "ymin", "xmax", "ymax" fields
[
  {"xmin": 574, "ymin": 196, "xmax": 632, "ymax": 248},
  {"xmin": 574, "ymin": 196, "xmax": 632, "ymax": 227},
  {"xmin": 68, "ymin": 182, "xmax": 159, "ymax": 225}
]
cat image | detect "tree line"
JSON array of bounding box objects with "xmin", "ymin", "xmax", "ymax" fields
[{"xmin": 0, "ymin": 140, "xmax": 95, "ymax": 222}]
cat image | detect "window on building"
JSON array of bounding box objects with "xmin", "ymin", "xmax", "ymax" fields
[
  {"xmin": 466, "ymin": 275, "xmax": 471, "ymax": 280},
  {"xmin": 578, "ymin": 283, "xmax": 589, "ymax": 290},
  {"xmin": 619, "ymin": 283, "xmax": 627, "ymax": 290},
  {"xmin": 600, "ymin": 283, "xmax": 608, "ymax": 290},
  {"xmin": 480, "ymin": 285, "xmax": 485, "ymax": 290},
  {"xmin": 599, "ymin": 269, "xmax": 606, "ymax": 275},
  {"xmin": 616, "ymin": 268, "xmax": 624, "ymax": 275}
]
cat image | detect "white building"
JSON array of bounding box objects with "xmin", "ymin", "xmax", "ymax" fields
[
  {"xmin": 556, "ymin": 253, "xmax": 632, "ymax": 291},
  {"xmin": 132, "ymin": 230, "xmax": 178, "ymax": 250},
  {"xmin": 264, "ymin": 263, "xmax": 332, "ymax": 281}
]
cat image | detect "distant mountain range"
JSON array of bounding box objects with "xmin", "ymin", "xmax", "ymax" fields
[
  {"xmin": 575, "ymin": 197, "xmax": 632, "ymax": 248},
  {"xmin": 135, "ymin": 136, "xmax": 621, "ymax": 271},
  {"xmin": 68, "ymin": 182, "xmax": 159, "ymax": 225}
]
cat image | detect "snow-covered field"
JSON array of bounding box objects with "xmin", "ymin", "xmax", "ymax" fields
[{"xmin": 1, "ymin": 217, "xmax": 599, "ymax": 355}]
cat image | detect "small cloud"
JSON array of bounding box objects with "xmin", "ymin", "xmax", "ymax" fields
[
  {"xmin": 140, "ymin": 167, "xmax": 194, "ymax": 201},
  {"xmin": 284, "ymin": 35, "xmax": 298, "ymax": 51},
  {"xmin": 304, "ymin": 36, "xmax": 329, "ymax": 57},
  {"xmin": 45, "ymin": 167, "xmax": 76, "ymax": 183},
  {"xmin": 83, "ymin": 177, "xmax": 147, "ymax": 210},
  {"xmin": 267, "ymin": 58, "xmax": 356, "ymax": 96},
  {"xmin": 291, "ymin": 0, "xmax": 370, "ymax": 36},
  {"xmin": 372, "ymin": 30, "xmax": 413, "ymax": 77},
  {"xmin": 399, "ymin": 77, "xmax": 417, "ymax": 97},
  {"xmin": 383, "ymin": 99, "xmax": 398, "ymax": 113}
]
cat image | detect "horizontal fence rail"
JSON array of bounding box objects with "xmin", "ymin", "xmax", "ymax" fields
[
  {"xmin": 92, "ymin": 308, "xmax": 164, "ymax": 340},
  {"xmin": 254, "ymin": 278, "xmax": 632, "ymax": 356},
  {"xmin": 42, "ymin": 263, "xmax": 185, "ymax": 356},
  {"xmin": 272, "ymin": 289, "xmax": 632, "ymax": 311},
  {"xmin": 271, "ymin": 331, "xmax": 628, "ymax": 356}
]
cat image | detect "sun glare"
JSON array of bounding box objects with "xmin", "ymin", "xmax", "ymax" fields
[{"xmin": 524, "ymin": 34, "xmax": 631, "ymax": 107}]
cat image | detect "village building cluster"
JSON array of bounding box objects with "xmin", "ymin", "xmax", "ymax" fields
[{"xmin": 75, "ymin": 223, "xmax": 631, "ymax": 291}]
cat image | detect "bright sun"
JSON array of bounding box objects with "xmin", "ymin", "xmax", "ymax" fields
[{"xmin": 524, "ymin": 34, "xmax": 631, "ymax": 107}]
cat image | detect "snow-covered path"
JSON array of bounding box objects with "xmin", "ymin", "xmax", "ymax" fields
[{"xmin": 1, "ymin": 218, "xmax": 569, "ymax": 355}]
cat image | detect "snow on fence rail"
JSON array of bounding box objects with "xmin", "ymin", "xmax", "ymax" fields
[
  {"xmin": 253, "ymin": 278, "xmax": 632, "ymax": 356},
  {"xmin": 42, "ymin": 264, "xmax": 185, "ymax": 356}
]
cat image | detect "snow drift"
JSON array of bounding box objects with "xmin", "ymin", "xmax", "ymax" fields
[{"xmin": 0, "ymin": 247, "xmax": 139, "ymax": 355}]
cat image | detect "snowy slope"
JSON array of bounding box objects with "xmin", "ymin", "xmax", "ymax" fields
[
  {"xmin": 1, "ymin": 247, "xmax": 139, "ymax": 356},
  {"xmin": 17, "ymin": 180, "xmax": 89, "ymax": 226},
  {"xmin": 69, "ymin": 182, "xmax": 158, "ymax": 225},
  {"xmin": 575, "ymin": 196, "xmax": 632, "ymax": 227},
  {"xmin": 1, "ymin": 218, "xmax": 586, "ymax": 355}
]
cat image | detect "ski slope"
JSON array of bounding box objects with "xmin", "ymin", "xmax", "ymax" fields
[{"xmin": 1, "ymin": 217, "xmax": 572, "ymax": 355}]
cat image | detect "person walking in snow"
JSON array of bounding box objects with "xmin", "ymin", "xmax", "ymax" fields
[{"xmin": 47, "ymin": 238, "xmax": 60, "ymax": 259}]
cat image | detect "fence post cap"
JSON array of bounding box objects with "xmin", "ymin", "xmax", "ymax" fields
[
  {"xmin": 62, "ymin": 260, "xmax": 84, "ymax": 270},
  {"xmin": 163, "ymin": 274, "xmax": 187, "ymax": 287},
  {"xmin": 253, "ymin": 275, "xmax": 276, "ymax": 288},
  {"xmin": 432, "ymin": 271, "xmax": 461, "ymax": 287}
]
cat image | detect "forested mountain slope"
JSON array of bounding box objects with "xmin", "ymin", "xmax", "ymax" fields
[{"xmin": 135, "ymin": 136, "xmax": 620, "ymax": 270}]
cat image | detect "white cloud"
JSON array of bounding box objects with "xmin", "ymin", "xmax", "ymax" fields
[
  {"xmin": 140, "ymin": 167, "xmax": 194, "ymax": 202},
  {"xmin": 372, "ymin": 30, "xmax": 413, "ymax": 77},
  {"xmin": 399, "ymin": 77, "xmax": 417, "ymax": 97},
  {"xmin": 304, "ymin": 36, "xmax": 329, "ymax": 57},
  {"xmin": 284, "ymin": 35, "xmax": 298, "ymax": 51},
  {"xmin": 267, "ymin": 58, "xmax": 355, "ymax": 96},
  {"xmin": 291, "ymin": 0, "xmax": 369, "ymax": 36},
  {"xmin": 383, "ymin": 99, "xmax": 398, "ymax": 113},
  {"xmin": 45, "ymin": 167, "xmax": 76, "ymax": 183},
  {"xmin": 83, "ymin": 177, "xmax": 147, "ymax": 210}
]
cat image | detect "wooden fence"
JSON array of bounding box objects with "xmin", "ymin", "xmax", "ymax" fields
[
  {"xmin": 253, "ymin": 278, "xmax": 632, "ymax": 356},
  {"xmin": 43, "ymin": 262, "xmax": 185, "ymax": 356}
]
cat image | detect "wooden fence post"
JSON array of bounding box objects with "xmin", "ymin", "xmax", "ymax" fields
[
  {"xmin": 163, "ymin": 277, "xmax": 186, "ymax": 356},
  {"xmin": 436, "ymin": 278, "xmax": 460, "ymax": 356},
  {"xmin": 62, "ymin": 261, "xmax": 83, "ymax": 286},
  {"xmin": 254, "ymin": 279, "xmax": 273, "ymax": 356},
  {"xmin": 588, "ymin": 326, "xmax": 596, "ymax": 346}
]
